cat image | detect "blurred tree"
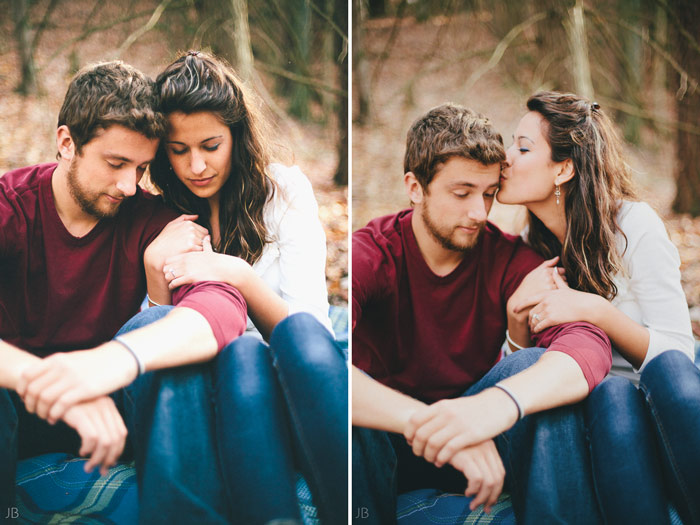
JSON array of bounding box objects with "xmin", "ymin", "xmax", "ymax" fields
[
  {"xmin": 670, "ymin": 0, "xmax": 700, "ymax": 216},
  {"xmin": 287, "ymin": 0, "xmax": 313, "ymax": 120},
  {"xmin": 11, "ymin": 0, "xmax": 59, "ymax": 95},
  {"xmin": 353, "ymin": 0, "xmax": 370, "ymax": 124},
  {"xmin": 334, "ymin": 0, "xmax": 348, "ymax": 185}
]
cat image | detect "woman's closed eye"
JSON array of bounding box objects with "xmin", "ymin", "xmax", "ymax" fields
[{"xmin": 203, "ymin": 143, "xmax": 221, "ymax": 152}]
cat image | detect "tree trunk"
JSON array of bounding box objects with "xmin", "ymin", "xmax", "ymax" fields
[
  {"xmin": 288, "ymin": 0, "xmax": 312, "ymax": 121},
  {"xmin": 671, "ymin": 0, "xmax": 700, "ymax": 216},
  {"xmin": 352, "ymin": 0, "xmax": 370, "ymax": 124},
  {"xmin": 334, "ymin": 0, "xmax": 348, "ymax": 186},
  {"xmin": 230, "ymin": 0, "xmax": 254, "ymax": 81},
  {"xmin": 564, "ymin": 0, "xmax": 594, "ymax": 99},
  {"xmin": 12, "ymin": 0, "xmax": 38, "ymax": 95},
  {"xmin": 619, "ymin": 0, "xmax": 643, "ymax": 144}
]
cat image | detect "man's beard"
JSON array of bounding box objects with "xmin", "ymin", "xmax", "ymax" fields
[
  {"xmin": 66, "ymin": 157, "xmax": 121, "ymax": 219},
  {"xmin": 421, "ymin": 202, "xmax": 484, "ymax": 252}
]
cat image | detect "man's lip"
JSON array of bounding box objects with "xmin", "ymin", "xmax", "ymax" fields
[
  {"xmin": 459, "ymin": 225, "xmax": 480, "ymax": 232},
  {"xmin": 105, "ymin": 194, "xmax": 124, "ymax": 203}
]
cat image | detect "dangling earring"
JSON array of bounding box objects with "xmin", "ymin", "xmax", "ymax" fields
[{"xmin": 555, "ymin": 184, "xmax": 561, "ymax": 205}]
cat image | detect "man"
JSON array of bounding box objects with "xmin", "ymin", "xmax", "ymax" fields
[
  {"xmin": 0, "ymin": 61, "xmax": 247, "ymax": 523},
  {"xmin": 352, "ymin": 104, "xmax": 612, "ymax": 524}
]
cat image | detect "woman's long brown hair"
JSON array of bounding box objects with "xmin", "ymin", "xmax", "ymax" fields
[
  {"xmin": 150, "ymin": 50, "xmax": 275, "ymax": 264},
  {"xmin": 526, "ymin": 91, "xmax": 637, "ymax": 299}
]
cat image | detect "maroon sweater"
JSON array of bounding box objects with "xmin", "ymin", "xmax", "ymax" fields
[
  {"xmin": 0, "ymin": 163, "xmax": 246, "ymax": 356},
  {"xmin": 352, "ymin": 210, "xmax": 612, "ymax": 403}
]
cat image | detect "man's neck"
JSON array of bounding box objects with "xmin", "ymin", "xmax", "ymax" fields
[
  {"xmin": 51, "ymin": 164, "xmax": 100, "ymax": 238},
  {"xmin": 410, "ymin": 211, "xmax": 465, "ymax": 277}
]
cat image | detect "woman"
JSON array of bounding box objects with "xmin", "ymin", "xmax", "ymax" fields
[
  {"xmin": 144, "ymin": 51, "xmax": 347, "ymax": 525},
  {"xmin": 498, "ymin": 91, "xmax": 698, "ymax": 525}
]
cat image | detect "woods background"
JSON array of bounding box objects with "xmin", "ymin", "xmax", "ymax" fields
[
  {"xmin": 1, "ymin": 0, "xmax": 348, "ymax": 305},
  {"xmin": 352, "ymin": 0, "xmax": 700, "ymax": 335}
]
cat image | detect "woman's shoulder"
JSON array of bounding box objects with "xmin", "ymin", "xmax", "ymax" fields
[
  {"xmin": 617, "ymin": 200, "xmax": 663, "ymax": 229},
  {"xmin": 267, "ymin": 163, "xmax": 313, "ymax": 196}
]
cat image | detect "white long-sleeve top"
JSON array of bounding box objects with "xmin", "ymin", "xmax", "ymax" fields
[
  {"xmin": 609, "ymin": 201, "xmax": 694, "ymax": 380},
  {"xmin": 247, "ymin": 163, "xmax": 332, "ymax": 337}
]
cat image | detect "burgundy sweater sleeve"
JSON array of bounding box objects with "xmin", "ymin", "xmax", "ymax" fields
[
  {"xmin": 532, "ymin": 322, "xmax": 612, "ymax": 392},
  {"xmin": 171, "ymin": 282, "xmax": 247, "ymax": 351}
]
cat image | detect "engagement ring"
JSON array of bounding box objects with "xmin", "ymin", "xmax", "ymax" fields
[{"xmin": 532, "ymin": 313, "xmax": 541, "ymax": 322}]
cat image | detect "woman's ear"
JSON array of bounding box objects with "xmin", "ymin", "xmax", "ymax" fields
[
  {"xmin": 555, "ymin": 159, "xmax": 575, "ymax": 186},
  {"xmin": 56, "ymin": 125, "xmax": 76, "ymax": 161},
  {"xmin": 404, "ymin": 172, "xmax": 424, "ymax": 205}
]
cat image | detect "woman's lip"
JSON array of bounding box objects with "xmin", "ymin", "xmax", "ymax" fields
[{"xmin": 189, "ymin": 176, "xmax": 215, "ymax": 187}]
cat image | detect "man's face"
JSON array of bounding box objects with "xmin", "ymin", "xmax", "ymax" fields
[
  {"xmin": 416, "ymin": 157, "xmax": 501, "ymax": 251},
  {"xmin": 66, "ymin": 125, "xmax": 159, "ymax": 219}
]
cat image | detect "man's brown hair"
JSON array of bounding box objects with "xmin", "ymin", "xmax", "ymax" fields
[
  {"xmin": 57, "ymin": 61, "xmax": 167, "ymax": 156},
  {"xmin": 404, "ymin": 103, "xmax": 505, "ymax": 190}
]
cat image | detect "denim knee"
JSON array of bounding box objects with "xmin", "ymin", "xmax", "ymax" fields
[
  {"xmin": 496, "ymin": 347, "xmax": 546, "ymax": 376},
  {"xmin": 586, "ymin": 376, "xmax": 642, "ymax": 437},
  {"xmin": 270, "ymin": 312, "xmax": 343, "ymax": 368},
  {"xmin": 117, "ymin": 305, "xmax": 174, "ymax": 335},
  {"xmin": 641, "ymin": 350, "xmax": 698, "ymax": 401},
  {"xmin": 217, "ymin": 336, "xmax": 271, "ymax": 394}
]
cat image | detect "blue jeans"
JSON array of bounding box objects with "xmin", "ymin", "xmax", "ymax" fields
[
  {"xmin": 640, "ymin": 350, "xmax": 700, "ymax": 525},
  {"xmin": 1, "ymin": 306, "xmax": 230, "ymax": 524},
  {"xmin": 585, "ymin": 376, "xmax": 669, "ymax": 525},
  {"xmin": 353, "ymin": 348, "xmax": 601, "ymax": 525},
  {"xmin": 214, "ymin": 312, "xmax": 348, "ymax": 525}
]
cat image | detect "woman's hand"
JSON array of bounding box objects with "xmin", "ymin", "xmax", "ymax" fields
[
  {"xmin": 515, "ymin": 269, "xmax": 606, "ymax": 333},
  {"xmin": 507, "ymin": 257, "xmax": 565, "ymax": 322},
  {"xmin": 164, "ymin": 236, "xmax": 253, "ymax": 290},
  {"xmin": 144, "ymin": 214, "xmax": 209, "ymax": 273}
]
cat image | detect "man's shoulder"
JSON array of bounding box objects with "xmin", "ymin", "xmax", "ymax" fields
[
  {"xmin": 116, "ymin": 188, "xmax": 178, "ymax": 236},
  {"xmin": 355, "ymin": 210, "xmax": 409, "ymax": 245},
  {"xmin": 481, "ymin": 221, "xmax": 543, "ymax": 267},
  {"xmin": 1, "ymin": 163, "xmax": 55, "ymax": 200}
]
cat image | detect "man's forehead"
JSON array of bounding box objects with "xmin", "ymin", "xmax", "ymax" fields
[{"xmin": 433, "ymin": 157, "xmax": 501, "ymax": 187}]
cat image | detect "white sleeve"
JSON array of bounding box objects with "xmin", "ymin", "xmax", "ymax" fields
[
  {"xmin": 621, "ymin": 203, "xmax": 694, "ymax": 370},
  {"xmin": 271, "ymin": 165, "xmax": 333, "ymax": 333}
]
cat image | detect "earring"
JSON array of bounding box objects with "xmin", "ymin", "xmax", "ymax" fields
[{"xmin": 555, "ymin": 184, "xmax": 561, "ymax": 205}]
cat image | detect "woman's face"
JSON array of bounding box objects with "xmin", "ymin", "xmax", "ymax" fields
[
  {"xmin": 165, "ymin": 111, "xmax": 233, "ymax": 204},
  {"xmin": 498, "ymin": 111, "xmax": 562, "ymax": 206}
]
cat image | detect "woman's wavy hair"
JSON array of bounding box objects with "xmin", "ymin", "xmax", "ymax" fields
[
  {"xmin": 526, "ymin": 91, "xmax": 637, "ymax": 299},
  {"xmin": 150, "ymin": 50, "xmax": 275, "ymax": 264}
]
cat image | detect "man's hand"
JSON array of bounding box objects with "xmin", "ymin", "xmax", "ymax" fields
[
  {"xmin": 404, "ymin": 388, "xmax": 519, "ymax": 468},
  {"xmin": 62, "ymin": 396, "xmax": 128, "ymax": 476},
  {"xmin": 16, "ymin": 344, "xmax": 138, "ymax": 424},
  {"xmin": 449, "ymin": 440, "xmax": 505, "ymax": 513}
]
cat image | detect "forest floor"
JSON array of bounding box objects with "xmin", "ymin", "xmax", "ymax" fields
[
  {"xmin": 0, "ymin": 1, "xmax": 347, "ymax": 306},
  {"xmin": 353, "ymin": 12, "xmax": 700, "ymax": 335}
]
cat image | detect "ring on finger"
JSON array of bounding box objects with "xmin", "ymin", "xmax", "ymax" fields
[
  {"xmin": 169, "ymin": 268, "xmax": 176, "ymax": 278},
  {"xmin": 532, "ymin": 313, "xmax": 541, "ymax": 322}
]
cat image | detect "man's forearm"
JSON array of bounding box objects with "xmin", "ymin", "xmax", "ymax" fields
[
  {"xmin": 495, "ymin": 351, "xmax": 589, "ymax": 417},
  {"xmin": 106, "ymin": 306, "xmax": 219, "ymax": 372},
  {"xmin": 0, "ymin": 340, "xmax": 40, "ymax": 390},
  {"xmin": 352, "ymin": 365, "xmax": 426, "ymax": 433}
]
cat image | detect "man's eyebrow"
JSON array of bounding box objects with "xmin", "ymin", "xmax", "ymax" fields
[{"xmin": 104, "ymin": 153, "xmax": 132, "ymax": 163}]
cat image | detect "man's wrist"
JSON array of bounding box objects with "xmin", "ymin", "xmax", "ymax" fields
[{"xmin": 100, "ymin": 343, "xmax": 140, "ymax": 384}]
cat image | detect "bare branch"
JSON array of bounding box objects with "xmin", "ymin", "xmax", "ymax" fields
[
  {"xmin": 597, "ymin": 95, "xmax": 700, "ymax": 136},
  {"xmin": 114, "ymin": 0, "xmax": 173, "ymax": 58},
  {"xmin": 310, "ymin": 0, "xmax": 347, "ymax": 45},
  {"xmin": 461, "ymin": 11, "xmax": 547, "ymax": 95},
  {"xmin": 256, "ymin": 61, "xmax": 347, "ymax": 97},
  {"xmin": 30, "ymin": 0, "xmax": 61, "ymax": 53}
]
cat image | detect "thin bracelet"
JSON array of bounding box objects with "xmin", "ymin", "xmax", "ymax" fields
[
  {"xmin": 146, "ymin": 294, "xmax": 162, "ymax": 307},
  {"xmin": 505, "ymin": 330, "xmax": 525, "ymax": 350},
  {"xmin": 114, "ymin": 336, "xmax": 145, "ymax": 376},
  {"xmin": 494, "ymin": 382, "xmax": 525, "ymax": 420}
]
